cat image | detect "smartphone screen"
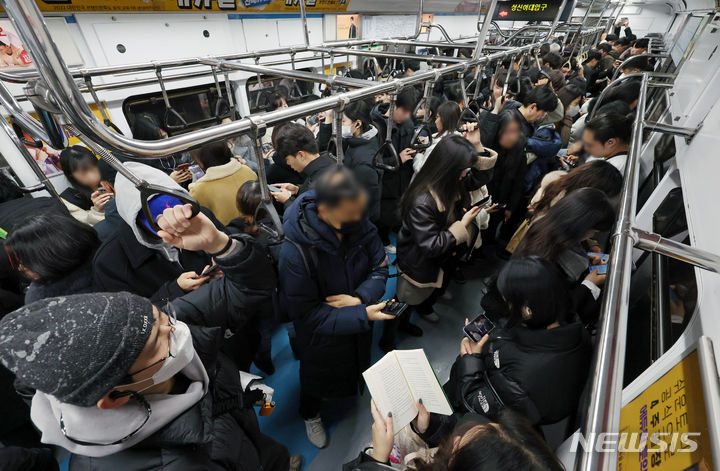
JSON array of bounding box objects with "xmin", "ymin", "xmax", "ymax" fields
[
  {"xmin": 463, "ymin": 314, "xmax": 495, "ymax": 343},
  {"xmin": 201, "ymin": 264, "xmax": 221, "ymax": 277},
  {"xmin": 177, "ymin": 163, "xmax": 190, "ymax": 171},
  {"xmin": 262, "ymin": 143, "xmax": 273, "ymax": 154},
  {"xmin": 189, "ymin": 164, "xmax": 205, "ymax": 180},
  {"xmin": 267, "ymin": 184, "xmax": 281, "ymax": 193},
  {"xmin": 590, "ymin": 264, "xmax": 608, "ymax": 275},
  {"xmin": 381, "ymin": 300, "xmax": 409, "ymax": 317},
  {"xmin": 307, "ymin": 115, "xmax": 319, "ymax": 126},
  {"xmin": 471, "ymin": 195, "xmax": 491, "ymax": 208}
]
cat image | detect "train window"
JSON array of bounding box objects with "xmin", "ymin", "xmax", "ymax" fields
[
  {"xmin": 624, "ymin": 185, "xmax": 697, "ymax": 386},
  {"xmin": 246, "ymin": 71, "xmax": 318, "ymax": 114},
  {"xmin": 122, "ymin": 82, "xmax": 233, "ymax": 138}
]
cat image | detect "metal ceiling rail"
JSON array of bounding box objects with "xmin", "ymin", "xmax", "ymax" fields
[
  {"xmin": 0, "ymin": 0, "xmax": 601, "ymax": 159},
  {"xmin": 309, "ymin": 47, "xmax": 469, "ymax": 64},
  {"xmin": 199, "ymin": 59, "xmax": 373, "ymax": 89}
]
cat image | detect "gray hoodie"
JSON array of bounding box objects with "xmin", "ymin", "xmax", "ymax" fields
[
  {"xmin": 114, "ymin": 162, "xmax": 190, "ymax": 263},
  {"xmin": 30, "ymin": 352, "xmax": 209, "ymax": 458}
]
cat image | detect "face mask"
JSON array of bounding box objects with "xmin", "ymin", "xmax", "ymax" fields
[
  {"xmin": 123, "ymin": 319, "xmax": 195, "ymax": 394},
  {"xmin": 566, "ymin": 105, "xmax": 580, "ymax": 117},
  {"xmin": 335, "ymin": 219, "xmax": 364, "ymax": 235},
  {"xmin": 341, "ymin": 125, "xmax": 354, "ymax": 138}
]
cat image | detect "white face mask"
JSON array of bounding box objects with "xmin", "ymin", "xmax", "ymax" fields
[
  {"xmin": 123, "ymin": 319, "xmax": 195, "ymax": 394},
  {"xmin": 341, "ymin": 125, "xmax": 354, "ymax": 138},
  {"xmin": 566, "ymin": 105, "xmax": 580, "ymax": 117}
]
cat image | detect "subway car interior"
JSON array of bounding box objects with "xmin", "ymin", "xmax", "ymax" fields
[{"xmin": 0, "ymin": 0, "xmax": 718, "ymax": 470}]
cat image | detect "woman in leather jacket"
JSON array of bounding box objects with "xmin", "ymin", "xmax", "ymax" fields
[
  {"xmin": 343, "ymin": 401, "xmax": 563, "ymax": 470},
  {"xmin": 380, "ymin": 132, "xmax": 497, "ymax": 351},
  {"xmin": 445, "ymin": 257, "xmax": 592, "ymax": 427}
]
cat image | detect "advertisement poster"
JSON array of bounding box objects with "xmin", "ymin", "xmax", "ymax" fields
[
  {"xmin": 5, "ymin": 0, "xmax": 349, "ymax": 13},
  {"xmin": 336, "ymin": 14, "xmax": 358, "ymax": 40},
  {"xmin": 0, "ymin": 20, "xmax": 33, "ymax": 70}
]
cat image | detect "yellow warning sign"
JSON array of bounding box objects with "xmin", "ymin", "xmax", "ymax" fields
[{"xmin": 618, "ymin": 350, "xmax": 714, "ymax": 471}]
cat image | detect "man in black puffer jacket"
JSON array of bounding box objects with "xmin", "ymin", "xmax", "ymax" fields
[
  {"xmin": 0, "ymin": 205, "xmax": 290, "ymax": 471},
  {"xmin": 370, "ymin": 87, "xmax": 418, "ymax": 248}
]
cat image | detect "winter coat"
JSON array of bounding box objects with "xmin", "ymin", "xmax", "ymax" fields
[
  {"xmin": 318, "ymin": 123, "xmax": 383, "ymax": 223},
  {"xmin": 371, "ymin": 103, "xmax": 415, "ymax": 229},
  {"xmin": 396, "ymin": 193, "xmax": 470, "ymax": 287},
  {"xmin": 189, "ymin": 159, "xmax": 258, "ymax": 225},
  {"xmin": 60, "ymin": 187, "xmax": 105, "ymax": 226},
  {"xmin": 25, "ymin": 262, "xmax": 95, "ymax": 304},
  {"xmin": 486, "ymin": 144, "xmax": 528, "ymax": 217},
  {"xmin": 92, "ymin": 162, "xmax": 216, "ymax": 303},
  {"xmin": 278, "ymin": 191, "xmax": 388, "ymax": 398},
  {"xmin": 281, "ymin": 153, "xmax": 337, "ymax": 212},
  {"xmin": 444, "ymin": 322, "xmax": 592, "ymax": 425},
  {"xmin": 31, "ymin": 236, "xmax": 285, "ymax": 471}
]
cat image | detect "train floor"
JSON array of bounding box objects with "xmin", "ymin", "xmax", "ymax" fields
[{"xmin": 254, "ymin": 245, "xmax": 505, "ymax": 471}]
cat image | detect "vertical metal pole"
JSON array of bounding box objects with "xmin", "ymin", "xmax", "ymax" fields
[
  {"xmin": 569, "ymin": 0, "xmax": 597, "ymax": 58},
  {"xmin": 333, "ymin": 107, "xmax": 344, "ymax": 164},
  {"xmin": 299, "ymin": 0, "xmax": 309, "ymax": 47},
  {"xmin": 413, "ymin": 0, "xmax": 424, "ymax": 39},
  {"xmin": 473, "ymin": 0, "xmax": 499, "ymax": 59},
  {"xmin": 650, "ymin": 162, "xmax": 670, "ymax": 360},
  {"xmin": 576, "ymin": 73, "xmax": 648, "ymax": 471},
  {"xmin": 548, "ymin": 0, "xmax": 569, "ymax": 38},
  {"xmin": 608, "ymin": 1, "xmax": 625, "ymax": 34}
]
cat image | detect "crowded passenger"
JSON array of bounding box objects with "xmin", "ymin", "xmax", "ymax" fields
[
  {"xmin": 189, "ymin": 140, "xmax": 258, "ymax": 225},
  {"xmin": 0, "ymin": 23, "xmax": 653, "ymax": 470}
]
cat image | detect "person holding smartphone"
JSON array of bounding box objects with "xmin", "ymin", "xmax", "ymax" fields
[
  {"xmin": 277, "ymin": 168, "xmax": 391, "ymax": 449},
  {"xmin": 444, "ymin": 257, "xmax": 592, "ymax": 426},
  {"xmin": 59, "ymin": 146, "xmax": 114, "ymax": 227}
]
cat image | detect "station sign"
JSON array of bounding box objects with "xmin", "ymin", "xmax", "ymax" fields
[
  {"xmin": 2, "ymin": 0, "xmax": 350, "ymax": 13},
  {"xmin": 492, "ymin": 0, "xmax": 561, "ymax": 21}
]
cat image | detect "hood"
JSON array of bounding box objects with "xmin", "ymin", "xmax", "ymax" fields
[
  {"xmin": 370, "ymin": 102, "xmax": 389, "ymax": 123},
  {"xmin": 115, "ymin": 162, "xmax": 189, "ymax": 256},
  {"xmin": 512, "ymin": 321, "xmax": 588, "ymax": 352},
  {"xmin": 502, "ymin": 99, "xmax": 522, "ymax": 113},
  {"xmin": 30, "ymin": 350, "xmax": 210, "ymax": 458},
  {"xmin": 283, "ymin": 190, "xmax": 377, "ymax": 254},
  {"xmin": 346, "ymin": 125, "xmax": 378, "ymax": 144}
]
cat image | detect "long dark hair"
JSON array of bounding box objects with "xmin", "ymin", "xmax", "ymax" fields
[
  {"xmin": 556, "ymin": 84, "xmax": 583, "ymax": 109},
  {"xmin": 6, "ymin": 213, "xmax": 100, "ymax": 282},
  {"xmin": 435, "ymin": 101, "xmax": 461, "ymax": 136},
  {"xmin": 516, "ymin": 188, "xmax": 615, "ymax": 262},
  {"xmin": 533, "ymin": 160, "xmax": 623, "ymax": 216},
  {"xmin": 59, "ymin": 145, "xmax": 99, "ymax": 195},
  {"xmin": 497, "ymin": 256, "xmax": 570, "ymax": 328},
  {"xmin": 401, "ymin": 135, "xmax": 477, "ymax": 224},
  {"xmin": 412, "ymin": 409, "xmax": 564, "ymax": 471},
  {"xmin": 496, "ymin": 112, "xmax": 525, "ymax": 152},
  {"xmin": 131, "ymin": 112, "xmax": 166, "ymax": 141},
  {"xmin": 0, "ymin": 172, "xmax": 24, "ymax": 204}
]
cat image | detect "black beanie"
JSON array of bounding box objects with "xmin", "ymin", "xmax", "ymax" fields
[{"xmin": 0, "ymin": 292, "xmax": 154, "ymax": 407}]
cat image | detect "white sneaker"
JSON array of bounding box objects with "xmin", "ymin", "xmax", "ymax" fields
[
  {"xmin": 384, "ymin": 244, "xmax": 397, "ymax": 254},
  {"xmin": 304, "ymin": 416, "xmax": 328, "ymax": 448},
  {"xmin": 419, "ymin": 311, "xmax": 440, "ymax": 323}
]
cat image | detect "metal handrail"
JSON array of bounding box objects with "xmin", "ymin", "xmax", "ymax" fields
[
  {"xmin": 0, "ymin": 0, "xmax": 603, "ymax": 160},
  {"xmin": 611, "ymin": 53, "xmax": 671, "ymax": 81},
  {"xmin": 577, "ymin": 72, "xmax": 650, "ymax": 471}
]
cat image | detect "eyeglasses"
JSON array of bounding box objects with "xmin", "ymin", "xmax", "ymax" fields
[
  {"xmin": 127, "ymin": 302, "xmax": 177, "ymax": 377},
  {"xmin": 59, "ymin": 392, "xmax": 151, "ymax": 446}
]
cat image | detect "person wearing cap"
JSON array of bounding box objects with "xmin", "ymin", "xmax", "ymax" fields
[
  {"xmin": 92, "ymin": 162, "xmax": 220, "ymax": 303},
  {"xmin": 0, "ymin": 204, "xmax": 292, "ymax": 470}
]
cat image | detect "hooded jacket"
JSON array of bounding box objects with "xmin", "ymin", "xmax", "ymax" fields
[
  {"xmin": 278, "ymin": 191, "xmax": 388, "ymax": 398},
  {"xmin": 444, "ymin": 322, "xmax": 592, "ymax": 425},
  {"xmin": 371, "ymin": 102, "xmax": 415, "ymax": 229},
  {"xmin": 92, "ymin": 162, "xmax": 215, "ymax": 303},
  {"xmin": 318, "ymin": 123, "xmax": 383, "ymax": 222},
  {"xmin": 25, "ymin": 261, "xmax": 95, "ymax": 304},
  {"xmin": 29, "ymin": 237, "xmax": 286, "ymax": 470}
]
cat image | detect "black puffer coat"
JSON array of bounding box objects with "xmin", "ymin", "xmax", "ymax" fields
[
  {"xmin": 69, "ymin": 235, "xmax": 286, "ymax": 471},
  {"xmin": 444, "ymin": 322, "xmax": 591, "ymax": 425},
  {"xmin": 371, "ymin": 103, "xmax": 415, "ymax": 230}
]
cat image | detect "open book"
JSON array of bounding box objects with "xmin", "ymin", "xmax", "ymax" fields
[{"xmin": 363, "ymin": 349, "xmax": 453, "ymax": 434}]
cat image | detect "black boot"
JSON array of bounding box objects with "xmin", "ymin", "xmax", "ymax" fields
[{"xmin": 253, "ymin": 351, "xmax": 275, "ymax": 376}]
